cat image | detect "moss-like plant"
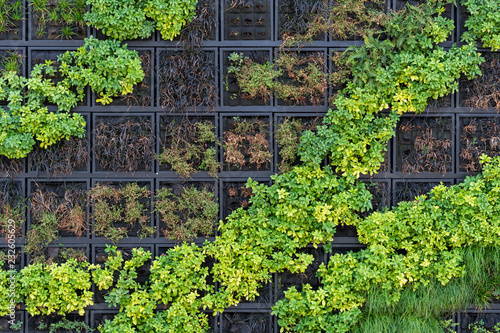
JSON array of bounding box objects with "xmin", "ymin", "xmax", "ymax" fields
[
  {"xmin": 157, "ymin": 119, "xmax": 219, "ymax": 178},
  {"xmin": 155, "ymin": 186, "xmax": 218, "ymax": 241},
  {"xmin": 90, "ymin": 183, "xmax": 153, "ymax": 243}
]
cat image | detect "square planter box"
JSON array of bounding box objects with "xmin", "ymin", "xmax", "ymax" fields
[
  {"xmin": 27, "ymin": 313, "xmax": 88, "ymax": 333},
  {"xmin": 275, "ymin": 49, "xmax": 328, "ymax": 107},
  {"xmin": 222, "ymin": 0, "xmax": 272, "ymax": 41},
  {"xmin": 165, "ymin": 0, "xmax": 218, "ymax": 43},
  {"xmin": 0, "ymin": 311, "xmax": 24, "ymax": 333},
  {"xmin": 458, "ymin": 116, "xmax": 500, "ymax": 174},
  {"xmin": 328, "ymin": 0, "xmax": 390, "ymax": 43},
  {"xmin": 0, "ymin": 245, "xmax": 24, "ymax": 271},
  {"xmin": 90, "ymin": 310, "xmax": 118, "ymax": 330},
  {"xmin": 220, "ymin": 114, "xmax": 273, "ymax": 173},
  {"xmin": 219, "ymin": 311, "xmax": 273, "ymax": 333},
  {"xmin": 92, "ymin": 245, "xmax": 154, "ymax": 304},
  {"xmin": 27, "ymin": 113, "xmax": 90, "ymax": 177},
  {"xmin": 275, "ymin": 246, "xmax": 326, "ymax": 301},
  {"xmin": 27, "ymin": 313, "xmax": 87, "ymax": 333},
  {"xmin": 274, "ymin": 113, "xmax": 325, "ymax": 173},
  {"xmin": 156, "ymin": 114, "xmax": 219, "ymax": 178},
  {"xmin": 0, "ymin": 48, "xmax": 26, "ymax": 79},
  {"xmin": 26, "ymin": 244, "xmax": 89, "ymax": 265},
  {"xmin": 157, "ymin": 48, "xmax": 218, "ymax": 112},
  {"xmin": 0, "ymin": 179, "xmax": 25, "ymax": 242},
  {"xmin": 92, "ymin": 114, "xmax": 155, "ymax": 176},
  {"xmin": 28, "ymin": 48, "xmax": 90, "ymax": 107},
  {"xmin": 458, "ymin": 52, "xmax": 500, "ymax": 112},
  {"xmin": 220, "ymin": 178, "xmax": 271, "ymax": 220},
  {"xmin": 28, "ymin": 180, "xmax": 90, "ymax": 240},
  {"xmin": 457, "ymin": 310, "xmax": 500, "ymax": 333},
  {"xmin": 156, "ymin": 179, "xmax": 218, "ymax": 243},
  {"xmin": 392, "ymin": 179, "xmax": 454, "ymax": 206},
  {"xmin": 0, "ymin": 157, "xmax": 24, "ymax": 178},
  {"xmin": 394, "ymin": 115, "xmax": 455, "ymax": 174},
  {"xmin": 90, "ymin": 180, "xmax": 154, "ymax": 241},
  {"xmin": 0, "ymin": 0, "xmax": 25, "ymax": 41},
  {"xmin": 221, "ymin": 48, "xmax": 272, "ymax": 107},
  {"xmin": 358, "ymin": 179, "xmax": 390, "ymax": 216},
  {"xmin": 277, "ymin": 0, "xmax": 327, "ymax": 41},
  {"xmin": 29, "ymin": 0, "xmax": 89, "ymax": 41},
  {"xmin": 92, "ymin": 48, "xmax": 154, "ymax": 108}
]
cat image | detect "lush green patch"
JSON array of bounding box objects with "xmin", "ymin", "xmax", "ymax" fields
[
  {"xmin": 462, "ymin": 0, "xmax": 500, "ymax": 51},
  {"xmin": 85, "ymin": 0, "xmax": 198, "ymax": 41}
]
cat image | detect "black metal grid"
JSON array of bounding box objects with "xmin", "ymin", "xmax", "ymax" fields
[{"xmin": 1, "ymin": 0, "xmax": 499, "ymax": 331}]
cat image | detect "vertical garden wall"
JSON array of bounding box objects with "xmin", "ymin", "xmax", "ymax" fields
[{"xmin": 0, "ymin": 0, "xmax": 499, "ymax": 331}]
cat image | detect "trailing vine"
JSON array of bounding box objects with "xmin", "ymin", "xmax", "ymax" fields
[{"xmin": 2, "ymin": 0, "xmax": 500, "ymax": 332}]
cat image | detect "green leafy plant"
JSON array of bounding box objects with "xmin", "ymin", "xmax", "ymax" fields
[
  {"xmin": 48, "ymin": 317, "xmax": 93, "ymax": 333},
  {"xmin": 280, "ymin": 0, "xmax": 388, "ymax": 44},
  {"xmin": 470, "ymin": 320, "xmax": 500, "ymax": 333},
  {"xmin": 0, "ymin": 68, "xmax": 85, "ymax": 159},
  {"xmin": 90, "ymin": 183, "xmax": 154, "ymax": 243},
  {"xmin": 227, "ymin": 51, "xmax": 327, "ymax": 106},
  {"xmin": 19, "ymin": 258, "xmax": 94, "ymax": 316},
  {"xmin": 276, "ymin": 117, "xmax": 321, "ymax": 172},
  {"xmin": 157, "ymin": 118, "xmax": 219, "ymax": 178},
  {"xmin": 85, "ymin": 0, "xmax": 197, "ymax": 41},
  {"xmin": 84, "ymin": 0, "xmax": 155, "ymax": 40},
  {"xmin": 273, "ymin": 155, "xmax": 500, "ymax": 332},
  {"xmin": 92, "ymin": 246, "xmax": 155, "ymax": 332},
  {"xmin": 155, "ymin": 185, "xmax": 218, "ymax": 241},
  {"xmin": 93, "ymin": 245, "xmax": 210, "ymax": 333},
  {"xmin": 298, "ymin": 32, "xmax": 483, "ymax": 177},
  {"xmin": 57, "ymin": 37, "xmax": 144, "ymax": 105},
  {"xmin": 462, "ymin": 0, "xmax": 500, "ymax": 51}
]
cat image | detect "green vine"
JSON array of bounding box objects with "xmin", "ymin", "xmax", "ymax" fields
[{"xmin": 2, "ymin": 0, "xmax": 500, "ymax": 331}]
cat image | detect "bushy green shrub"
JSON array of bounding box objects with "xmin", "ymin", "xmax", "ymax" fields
[
  {"xmin": 462, "ymin": 0, "xmax": 500, "ymax": 51},
  {"xmin": 85, "ymin": 0, "xmax": 198, "ymax": 41},
  {"xmin": 58, "ymin": 37, "xmax": 144, "ymax": 105}
]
